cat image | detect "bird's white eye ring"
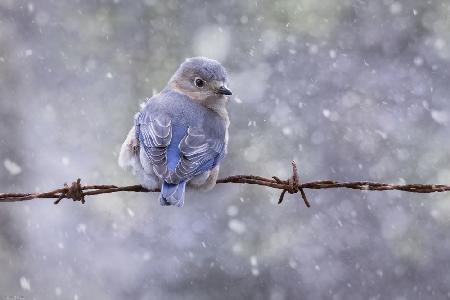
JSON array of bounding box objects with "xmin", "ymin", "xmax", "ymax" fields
[{"xmin": 194, "ymin": 77, "xmax": 205, "ymax": 88}]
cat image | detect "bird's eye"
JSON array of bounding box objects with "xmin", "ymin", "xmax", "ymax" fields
[{"xmin": 194, "ymin": 78, "xmax": 204, "ymax": 88}]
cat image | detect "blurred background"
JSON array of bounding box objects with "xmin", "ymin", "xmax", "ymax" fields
[{"xmin": 1, "ymin": 0, "xmax": 450, "ymax": 299}]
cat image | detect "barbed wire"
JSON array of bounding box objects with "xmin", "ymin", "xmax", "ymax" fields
[{"xmin": 1, "ymin": 161, "xmax": 449, "ymax": 207}]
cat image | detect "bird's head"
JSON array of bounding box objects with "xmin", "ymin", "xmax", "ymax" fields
[{"xmin": 168, "ymin": 57, "xmax": 232, "ymax": 102}]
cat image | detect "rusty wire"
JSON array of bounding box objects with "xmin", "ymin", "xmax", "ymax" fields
[{"xmin": 1, "ymin": 161, "xmax": 449, "ymax": 207}]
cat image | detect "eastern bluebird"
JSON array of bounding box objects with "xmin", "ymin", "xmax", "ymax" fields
[{"xmin": 118, "ymin": 57, "xmax": 232, "ymax": 207}]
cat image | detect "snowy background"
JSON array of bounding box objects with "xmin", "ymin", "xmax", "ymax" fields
[{"xmin": 1, "ymin": 0, "xmax": 450, "ymax": 299}]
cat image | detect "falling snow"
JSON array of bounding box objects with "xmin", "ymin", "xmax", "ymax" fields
[
  {"xmin": 20, "ymin": 277, "xmax": 31, "ymax": 291},
  {"xmin": 227, "ymin": 205, "xmax": 239, "ymax": 217},
  {"xmin": 431, "ymin": 110, "xmax": 449, "ymax": 125},
  {"xmin": 61, "ymin": 157, "xmax": 70, "ymax": 166},
  {"xmin": 4, "ymin": 159, "xmax": 22, "ymax": 175},
  {"xmin": 126, "ymin": 207, "xmax": 135, "ymax": 217},
  {"xmin": 228, "ymin": 219, "xmax": 246, "ymax": 234},
  {"xmin": 0, "ymin": 1, "xmax": 449, "ymax": 299},
  {"xmin": 76, "ymin": 224, "xmax": 87, "ymax": 234}
]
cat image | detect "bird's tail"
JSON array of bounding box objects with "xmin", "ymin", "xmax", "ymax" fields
[{"xmin": 159, "ymin": 181, "xmax": 186, "ymax": 207}]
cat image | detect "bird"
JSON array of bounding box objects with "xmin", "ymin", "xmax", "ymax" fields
[{"xmin": 118, "ymin": 57, "xmax": 232, "ymax": 207}]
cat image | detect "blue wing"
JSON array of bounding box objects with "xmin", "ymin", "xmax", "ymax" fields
[
  {"xmin": 135, "ymin": 111, "xmax": 226, "ymax": 185},
  {"xmin": 135, "ymin": 113, "xmax": 172, "ymax": 179},
  {"xmin": 167, "ymin": 126, "xmax": 225, "ymax": 184}
]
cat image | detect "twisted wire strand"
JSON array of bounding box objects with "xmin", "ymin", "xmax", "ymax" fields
[{"xmin": 1, "ymin": 161, "xmax": 448, "ymax": 206}]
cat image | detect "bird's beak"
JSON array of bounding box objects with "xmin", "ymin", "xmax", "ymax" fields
[{"xmin": 216, "ymin": 86, "xmax": 232, "ymax": 95}]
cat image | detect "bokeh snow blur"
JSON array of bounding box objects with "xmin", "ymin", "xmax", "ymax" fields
[{"xmin": 1, "ymin": 0, "xmax": 450, "ymax": 299}]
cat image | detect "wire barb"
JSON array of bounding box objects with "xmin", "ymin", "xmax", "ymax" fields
[
  {"xmin": 54, "ymin": 178, "xmax": 85, "ymax": 205},
  {"xmin": 277, "ymin": 161, "xmax": 310, "ymax": 207}
]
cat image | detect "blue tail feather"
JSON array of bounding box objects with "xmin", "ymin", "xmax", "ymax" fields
[{"xmin": 159, "ymin": 181, "xmax": 186, "ymax": 207}]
